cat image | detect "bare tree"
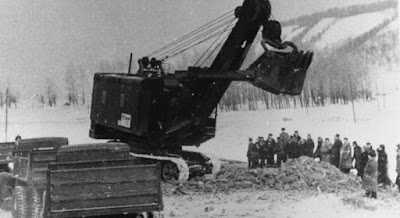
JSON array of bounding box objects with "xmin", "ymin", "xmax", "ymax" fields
[
  {"xmin": 65, "ymin": 63, "xmax": 79, "ymax": 105},
  {"xmin": 45, "ymin": 78, "xmax": 57, "ymax": 107}
]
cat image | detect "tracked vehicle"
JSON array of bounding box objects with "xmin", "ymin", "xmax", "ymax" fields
[{"xmin": 89, "ymin": 0, "xmax": 313, "ymax": 181}]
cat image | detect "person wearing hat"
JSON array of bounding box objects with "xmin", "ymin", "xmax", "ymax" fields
[
  {"xmin": 313, "ymin": 137, "xmax": 323, "ymax": 160},
  {"xmin": 320, "ymin": 138, "xmax": 332, "ymax": 163},
  {"xmin": 253, "ymin": 137, "xmax": 263, "ymax": 168},
  {"xmin": 293, "ymin": 131, "xmax": 301, "ymax": 142},
  {"xmin": 352, "ymin": 141, "xmax": 363, "ymax": 178},
  {"xmin": 279, "ymin": 128, "xmax": 289, "ymax": 146},
  {"xmin": 330, "ymin": 134, "xmax": 342, "ymax": 168},
  {"xmin": 274, "ymin": 136, "xmax": 285, "ymax": 166},
  {"xmin": 362, "ymin": 149, "xmax": 378, "ymax": 199},
  {"xmin": 339, "ymin": 137, "xmax": 352, "ymax": 173},
  {"xmin": 395, "ymin": 144, "xmax": 400, "ymax": 192},
  {"xmin": 304, "ymin": 134, "xmax": 315, "ymax": 157},
  {"xmin": 360, "ymin": 142, "xmax": 374, "ymax": 178},
  {"xmin": 259, "ymin": 137, "xmax": 267, "ymax": 168},
  {"xmin": 246, "ymin": 138, "xmax": 256, "ymax": 169},
  {"xmin": 286, "ymin": 135, "xmax": 296, "ymax": 159},
  {"xmin": 265, "ymin": 134, "xmax": 276, "ymax": 167},
  {"xmin": 377, "ymin": 144, "xmax": 392, "ymax": 188}
]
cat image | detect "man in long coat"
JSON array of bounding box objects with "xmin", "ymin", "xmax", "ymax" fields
[
  {"xmin": 321, "ymin": 138, "xmax": 332, "ymax": 163},
  {"xmin": 247, "ymin": 138, "xmax": 256, "ymax": 169},
  {"xmin": 352, "ymin": 141, "xmax": 363, "ymax": 177},
  {"xmin": 331, "ymin": 134, "xmax": 342, "ymax": 168},
  {"xmin": 274, "ymin": 137, "xmax": 285, "ymax": 166},
  {"xmin": 259, "ymin": 137, "xmax": 267, "ymax": 168},
  {"xmin": 339, "ymin": 137, "xmax": 352, "ymax": 173},
  {"xmin": 265, "ymin": 134, "xmax": 275, "ymax": 167},
  {"xmin": 304, "ymin": 134, "xmax": 315, "ymax": 157},
  {"xmin": 361, "ymin": 143, "xmax": 374, "ymax": 178},
  {"xmin": 377, "ymin": 144, "xmax": 392, "ymax": 187},
  {"xmin": 362, "ymin": 150, "xmax": 378, "ymax": 199},
  {"xmin": 313, "ymin": 137, "xmax": 323, "ymax": 160},
  {"xmin": 286, "ymin": 136, "xmax": 297, "ymax": 159},
  {"xmin": 279, "ymin": 128, "xmax": 289, "ymax": 145}
]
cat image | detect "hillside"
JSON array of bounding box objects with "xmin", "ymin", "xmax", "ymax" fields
[{"xmin": 221, "ymin": 0, "xmax": 399, "ymax": 111}]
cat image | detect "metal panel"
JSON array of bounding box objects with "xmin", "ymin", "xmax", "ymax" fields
[{"xmin": 46, "ymin": 162, "xmax": 163, "ymax": 217}]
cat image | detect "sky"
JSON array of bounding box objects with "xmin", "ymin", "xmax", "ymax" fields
[{"xmin": 0, "ymin": 0, "xmax": 384, "ymax": 98}]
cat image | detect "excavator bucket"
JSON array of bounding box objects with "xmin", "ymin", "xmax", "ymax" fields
[{"xmin": 249, "ymin": 50, "xmax": 313, "ymax": 95}]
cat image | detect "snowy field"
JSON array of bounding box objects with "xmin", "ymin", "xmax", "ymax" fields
[
  {"xmin": 192, "ymin": 65, "xmax": 400, "ymax": 181},
  {"xmin": 0, "ymin": 66, "xmax": 399, "ymax": 182}
]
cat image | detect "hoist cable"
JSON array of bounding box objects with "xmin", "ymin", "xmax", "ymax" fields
[
  {"xmin": 159, "ymin": 25, "xmax": 235, "ymax": 60},
  {"xmin": 195, "ymin": 18, "xmax": 235, "ymax": 66},
  {"xmin": 156, "ymin": 18, "xmax": 235, "ymax": 59},
  {"xmin": 147, "ymin": 10, "xmax": 234, "ymax": 57},
  {"xmin": 200, "ymin": 30, "xmax": 231, "ymax": 67}
]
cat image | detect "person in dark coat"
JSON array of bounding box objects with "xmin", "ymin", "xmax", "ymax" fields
[
  {"xmin": 321, "ymin": 138, "xmax": 332, "ymax": 163},
  {"xmin": 259, "ymin": 137, "xmax": 267, "ymax": 168},
  {"xmin": 377, "ymin": 144, "xmax": 392, "ymax": 188},
  {"xmin": 339, "ymin": 137, "xmax": 352, "ymax": 173},
  {"xmin": 360, "ymin": 143, "xmax": 374, "ymax": 178},
  {"xmin": 352, "ymin": 141, "xmax": 363, "ymax": 177},
  {"xmin": 313, "ymin": 137, "xmax": 323, "ymax": 160},
  {"xmin": 362, "ymin": 150, "xmax": 378, "ymax": 199},
  {"xmin": 253, "ymin": 137, "xmax": 262, "ymax": 168},
  {"xmin": 286, "ymin": 136, "xmax": 297, "ymax": 159},
  {"xmin": 395, "ymin": 144, "xmax": 400, "ymax": 192},
  {"xmin": 279, "ymin": 128, "xmax": 290, "ymax": 145},
  {"xmin": 265, "ymin": 134, "xmax": 275, "ymax": 167},
  {"xmin": 330, "ymin": 134, "xmax": 342, "ymax": 168},
  {"xmin": 274, "ymin": 137, "xmax": 285, "ymax": 166},
  {"xmin": 304, "ymin": 134, "xmax": 315, "ymax": 157},
  {"xmin": 297, "ymin": 138, "xmax": 306, "ymax": 157},
  {"xmin": 293, "ymin": 131, "xmax": 301, "ymax": 142},
  {"xmin": 247, "ymin": 138, "xmax": 256, "ymax": 169}
]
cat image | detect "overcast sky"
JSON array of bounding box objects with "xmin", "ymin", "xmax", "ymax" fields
[{"xmin": 0, "ymin": 0, "xmax": 381, "ymax": 97}]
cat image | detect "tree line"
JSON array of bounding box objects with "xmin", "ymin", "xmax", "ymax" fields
[{"xmin": 217, "ymin": 13, "xmax": 398, "ymax": 111}]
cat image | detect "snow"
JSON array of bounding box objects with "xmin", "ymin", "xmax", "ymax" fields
[
  {"xmin": 314, "ymin": 8, "xmax": 397, "ymax": 50},
  {"xmin": 1, "ymin": 66, "xmax": 399, "ymax": 183},
  {"xmin": 302, "ymin": 17, "xmax": 336, "ymax": 43},
  {"xmin": 281, "ymin": 25, "xmax": 299, "ymax": 40},
  {"xmin": 188, "ymin": 65, "xmax": 400, "ymax": 182},
  {"xmin": 283, "ymin": 26, "xmax": 307, "ymax": 42},
  {"xmin": 377, "ymin": 17, "xmax": 400, "ymax": 36}
]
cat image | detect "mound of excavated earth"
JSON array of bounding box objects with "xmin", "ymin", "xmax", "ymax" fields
[{"xmin": 168, "ymin": 156, "xmax": 361, "ymax": 194}]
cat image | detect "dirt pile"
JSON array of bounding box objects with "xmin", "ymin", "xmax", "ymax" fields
[{"xmin": 170, "ymin": 156, "xmax": 361, "ymax": 194}]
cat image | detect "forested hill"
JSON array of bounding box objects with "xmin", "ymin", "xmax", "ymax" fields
[{"xmin": 219, "ymin": 0, "xmax": 398, "ymax": 111}]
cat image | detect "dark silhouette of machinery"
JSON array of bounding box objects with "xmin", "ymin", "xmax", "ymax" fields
[{"xmin": 89, "ymin": 0, "xmax": 313, "ymax": 180}]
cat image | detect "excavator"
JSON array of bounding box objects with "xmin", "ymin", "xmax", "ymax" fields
[{"xmin": 89, "ymin": 0, "xmax": 313, "ymax": 181}]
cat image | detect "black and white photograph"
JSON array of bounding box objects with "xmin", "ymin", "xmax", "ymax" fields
[{"xmin": 0, "ymin": 0, "xmax": 399, "ymax": 217}]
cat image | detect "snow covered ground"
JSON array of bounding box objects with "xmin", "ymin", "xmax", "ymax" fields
[
  {"xmin": 314, "ymin": 8, "xmax": 396, "ymax": 49},
  {"xmin": 190, "ymin": 65, "xmax": 400, "ymax": 182},
  {"xmin": 301, "ymin": 17, "xmax": 336, "ymax": 43},
  {"xmin": 0, "ymin": 66, "xmax": 399, "ymax": 182}
]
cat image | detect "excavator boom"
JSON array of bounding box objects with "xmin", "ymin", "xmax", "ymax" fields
[{"xmin": 90, "ymin": 0, "xmax": 313, "ymax": 150}]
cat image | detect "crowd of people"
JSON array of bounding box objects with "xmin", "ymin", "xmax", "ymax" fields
[{"xmin": 246, "ymin": 128, "xmax": 400, "ymax": 199}]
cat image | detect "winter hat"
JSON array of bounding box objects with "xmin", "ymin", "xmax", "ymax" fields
[{"xmin": 368, "ymin": 150, "xmax": 376, "ymax": 157}]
